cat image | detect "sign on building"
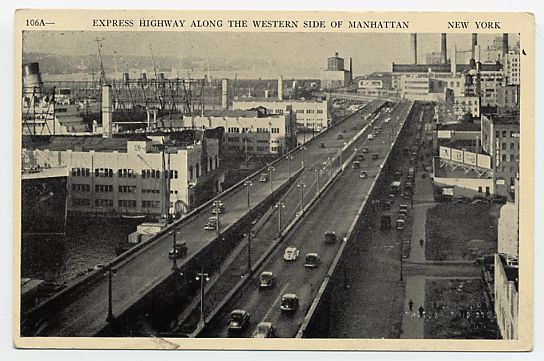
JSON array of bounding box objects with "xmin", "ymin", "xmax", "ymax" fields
[{"xmin": 437, "ymin": 130, "xmax": 452, "ymax": 139}]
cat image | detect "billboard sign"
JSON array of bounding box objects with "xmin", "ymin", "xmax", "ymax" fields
[
  {"xmin": 464, "ymin": 151, "xmax": 477, "ymax": 166},
  {"xmin": 451, "ymin": 148, "xmax": 463, "ymax": 162},
  {"xmin": 477, "ymin": 154, "xmax": 491, "ymax": 169},
  {"xmin": 437, "ymin": 130, "xmax": 451, "ymax": 139},
  {"xmin": 439, "ymin": 146, "xmax": 451, "ymax": 160}
]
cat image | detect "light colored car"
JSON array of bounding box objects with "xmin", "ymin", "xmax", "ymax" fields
[
  {"xmin": 260, "ymin": 173, "xmax": 269, "ymax": 182},
  {"xmin": 252, "ymin": 322, "xmax": 276, "ymax": 338},
  {"xmin": 359, "ymin": 171, "xmax": 368, "ymax": 179},
  {"xmin": 283, "ymin": 246, "xmax": 300, "ymax": 261},
  {"xmin": 204, "ymin": 217, "xmax": 217, "ymax": 230}
]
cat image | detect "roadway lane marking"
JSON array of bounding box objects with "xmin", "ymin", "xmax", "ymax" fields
[{"xmin": 260, "ymin": 283, "xmax": 289, "ymax": 324}]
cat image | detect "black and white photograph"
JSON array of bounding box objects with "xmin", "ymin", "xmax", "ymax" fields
[{"xmin": 12, "ymin": 9, "xmax": 535, "ymax": 351}]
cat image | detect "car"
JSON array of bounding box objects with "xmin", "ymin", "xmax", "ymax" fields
[
  {"xmin": 323, "ymin": 231, "xmax": 338, "ymax": 245},
  {"xmin": 283, "ymin": 246, "xmax": 300, "ymax": 261},
  {"xmin": 304, "ymin": 253, "xmax": 321, "ymax": 268},
  {"xmin": 168, "ymin": 241, "xmax": 188, "ymax": 259},
  {"xmin": 352, "ymin": 161, "xmax": 361, "ymax": 169},
  {"xmin": 367, "ymin": 134, "xmax": 374, "ymax": 140},
  {"xmin": 351, "ymin": 125, "xmax": 357, "ymax": 130},
  {"xmin": 372, "ymin": 153, "xmax": 379, "ymax": 160},
  {"xmin": 357, "ymin": 154, "xmax": 365, "ymax": 161},
  {"xmin": 360, "ymin": 171, "xmax": 368, "ymax": 179},
  {"xmin": 259, "ymin": 271, "xmax": 276, "ymax": 289},
  {"xmin": 383, "ymin": 200, "xmax": 392, "ymax": 210},
  {"xmin": 320, "ymin": 142, "xmax": 326, "ymax": 149},
  {"xmin": 204, "ymin": 217, "xmax": 217, "ymax": 230},
  {"xmin": 228, "ymin": 309, "xmax": 250, "ymax": 332},
  {"xmin": 341, "ymin": 127, "xmax": 347, "ymax": 133},
  {"xmin": 380, "ymin": 214, "xmax": 392, "ymax": 230},
  {"xmin": 396, "ymin": 219, "xmax": 405, "ymax": 231},
  {"xmin": 280, "ymin": 294, "xmax": 299, "ymax": 312},
  {"xmin": 362, "ymin": 147, "xmax": 369, "ymax": 153},
  {"xmin": 397, "ymin": 212, "xmax": 406, "ymax": 220},
  {"xmin": 337, "ymin": 134, "xmax": 344, "ymax": 140},
  {"xmin": 252, "ymin": 322, "xmax": 276, "ymax": 338},
  {"xmin": 393, "ymin": 171, "xmax": 402, "ymax": 180},
  {"xmin": 399, "ymin": 204, "xmax": 409, "ymax": 212},
  {"xmin": 260, "ymin": 173, "xmax": 269, "ymax": 182}
]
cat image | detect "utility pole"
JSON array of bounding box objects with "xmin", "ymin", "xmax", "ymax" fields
[
  {"xmin": 268, "ymin": 166, "xmax": 275, "ymax": 191},
  {"xmin": 246, "ymin": 231, "xmax": 253, "ymax": 272},
  {"xmin": 213, "ymin": 200, "xmax": 221, "ymax": 237},
  {"xmin": 286, "ymin": 155, "xmax": 293, "ymax": 178},
  {"xmin": 315, "ymin": 167, "xmax": 321, "ymax": 192},
  {"xmin": 105, "ymin": 267, "xmax": 116, "ymax": 322},
  {"xmin": 301, "ymin": 146, "xmax": 306, "ymax": 167}
]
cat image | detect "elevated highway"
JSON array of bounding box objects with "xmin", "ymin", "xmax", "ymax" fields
[
  {"xmin": 22, "ymin": 100, "xmax": 388, "ymax": 337},
  {"xmin": 200, "ymin": 100, "xmax": 414, "ymax": 338}
]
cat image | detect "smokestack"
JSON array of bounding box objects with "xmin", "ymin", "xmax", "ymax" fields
[
  {"xmin": 123, "ymin": 72, "xmax": 130, "ymax": 85},
  {"xmin": 221, "ymin": 78, "xmax": 228, "ymax": 109},
  {"xmin": 452, "ymin": 46, "xmax": 457, "ymax": 75},
  {"xmin": 101, "ymin": 84, "xmax": 113, "ymax": 139},
  {"xmin": 410, "ymin": 33, "xmax": 418, "ymax": 64},
  {"xmin": 502, "ymin": 33, "xmax": 509, "ymax": 58},
  {"xmin": 349, "ymin": 57, "xmax": 353, "ymax": 83},
  {"xmin": 471, "ymin": 33, "xmax": 478, "ymax": 60},
  {"xmin": 22, "ymin": 62, "xmax": 43, "ymax": 97},
  {"xmin": 278, "ymin": 76, "xmax": 283, "ymax": 101},
  {"xmin": 440, "ymin": 33, "xmax": 447, "ymax": 64}
]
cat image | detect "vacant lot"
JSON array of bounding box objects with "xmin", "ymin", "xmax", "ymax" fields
[
  {"xmin": 424, "ymin": 279, "xmax": 499, "ymax": 339},
  {"xmin": 425, "ymin": 203, "xmax": 499, "ymax": 261}
]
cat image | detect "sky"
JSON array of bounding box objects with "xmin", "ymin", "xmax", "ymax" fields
[{"xmin": 23, "ymin": 31, "xmax": 519, "ymax": 77}]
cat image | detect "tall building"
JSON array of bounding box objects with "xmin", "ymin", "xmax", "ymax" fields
[
  {"xmin": 480, "ymin": 113, "xmax": 520, "ymax": 199},
  {"xmin": 504, "ymin": 50, "xmax": 520, "ymax": 85},
  {"xmin": 23, "ymin": 133, "xmax": 223, "ymax": 218}
]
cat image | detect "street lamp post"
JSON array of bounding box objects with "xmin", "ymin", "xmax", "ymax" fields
[
  {"xmin": 314, "ymin": 167, "xmax": 321, "ymax": 192},
  {"xmin": 275, "ymin": 201, "xmax": 285, "ymax": 235},
  {"xmin": 268, "ymin": 166, "xmax": 275, "ymax": 191},
  {"xmin": 297, "ymin": 182, "xmax": 305, "ymax": 213},
  {"xmin": 286, "ymin": 155, "xmax": 293, "ymax": 178},
  {"xmin": 171, "ymin": 230, "xmax": 178, "ymax": 271},
  {"xmin": 213, "ymin": 200, "xmax": 221, "ymax": 237},
  {"xmin": 245, "ymin": 231, "xmax": 254, "ymax": 273},
  {"xmin": 301, "ymin": 146, "xmax": 306, "ymax": 167},
  {"xmin": 196, "ymin": 266, "xmax": 210, "ymax": 326},
  {"xmin": 244, "ymin": 180, "xmax": 252, "ymax": 211},
  {"xmin": 105, "ymin": 266, "xmax": 117, "ymax": 323}
]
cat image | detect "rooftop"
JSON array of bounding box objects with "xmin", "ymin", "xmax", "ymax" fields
[
  {"xmin": 437, "ymin": 122, "xmax": 481, "ymax": 132},
  {"xmin": 483, "ymin": 113, "xmax": 520, "ymax": 125},
  {"xmin": 392, "ymin": 62, "xmax": 502, "ymax": 74}
]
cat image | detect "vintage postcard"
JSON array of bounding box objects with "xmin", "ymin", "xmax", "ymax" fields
[{"xmin": 13, "ymin": 9, "xmax": 534, "ymax": 351}]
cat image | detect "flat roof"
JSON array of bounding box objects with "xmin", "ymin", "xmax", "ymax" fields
[
  {"xmin": 483, "ymin": 113, "xmax": 520, "ymax": 125},
  {"xmin": 437, "ymin": 123, "xmax": 481, "ymax": 131},
  {"xmin": 392, "ymin": 63, "xmax": 502, "ymax": 73}
]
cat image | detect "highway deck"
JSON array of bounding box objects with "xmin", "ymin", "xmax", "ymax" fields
[{"xmin": 200, "ymin": 101, "xmax": 414, "ymax": 338}]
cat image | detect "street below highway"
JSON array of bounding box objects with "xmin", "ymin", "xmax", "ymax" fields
[{"xmin": 201, "ymin": 100, "xmax": 413, "ymax": 338}]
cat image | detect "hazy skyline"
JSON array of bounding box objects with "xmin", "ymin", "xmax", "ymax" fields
[{"xmin": 23, "ymin": 31, "xmax": 518, "ymax": 78}]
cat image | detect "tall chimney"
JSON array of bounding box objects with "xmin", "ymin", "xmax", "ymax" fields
[
  {"xmin": 101, "ymin": 84, "xmax": 113, "ymax": 138},
  {"xmin": 349, "ymin": 57, "xmax": 353, "ymax": 83},
  {"xmin": 278, "ymin": 76, "xmax": 283, "ymax": 101},
  {"xmin": 221, "ymin": 78, "xmax": 228, "ymax": 109},
  {"xmin": 452, "ymin": 46, "xmax": 457, "ymax": 75},
  {"xmin": 502, "ymin": 33, "xmax": 509, "ymax": 58},
  {"xmin": 410, "ymin": 33, "xmax": 418, "ymax": 64},
  {"xmin": 440, "ymin": 33, "xmax": 447, "ymax": 64},
  {"xmin": 471, "ymin": 33, "xmax": 478, "ymax": 60}
]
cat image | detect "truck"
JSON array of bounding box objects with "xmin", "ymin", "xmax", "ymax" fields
[{"xmin": 390, "ymin": 181, "xmax": 401, "ymax": 194}]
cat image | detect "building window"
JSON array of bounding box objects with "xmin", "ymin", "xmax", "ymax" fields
[
  {"xmin": 119, "ymin": 185, "xmax": 136, "ymax": 193},
  {"xmin": 478, "ymin": 186, "xmax": 482, "ymax": 193},
  {"xmin": 502, "ymin": 154, "xmax": 507, "ymax": 162},
  {"xmin": 195, "ymin": 163, "xmax": 200, "ymax": 178},
  {"xmin": 72, "ymin": 198, "xmax": 91, "ymax": 207},
  {"xmin": 118, "ymin": 199, "xmax": 137, "ymax": 208},
  {"xmin": 95, "ymin": 184, "xmax": 114, "ymax": 193},
  {"xmin": 501, "ymin": 142, "xmax": 507, "ymax": 150},
  {"xmin": 502, "ymin": 131, "xmax": 507, "ymax": 137},
  {"xmin": 496, "ymin": 131, "xmax": 500, "ymax": 138},
  {"xmin": 317, "ymin": 109, "xmax": 323, "ymax": 114},
  {"xmin": 189, "ymin": 166, "xmax": 193, "ymax": 180},
  {"xmin": 142, "ymin": 200, "xmax": 161, "ymax": 208},
  {"xmin": 95, "ymin": 199, "xmax": 113, "ymax": 207}
]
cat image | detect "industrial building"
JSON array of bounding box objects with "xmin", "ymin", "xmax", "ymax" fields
[
  {"xmin": 155, "ymin": 107, "xmax": 297, "ymax": 156},
  {"xmin": 320, "ymin": 52, "xmax": 353, "ymax": 90},
  {"xmin": 23, "ymin": 132, "xmax": 222, "ymax": 218},
  {"xmin": 232, "ymin": 99, "xmax": 328, "ymax": 132}
]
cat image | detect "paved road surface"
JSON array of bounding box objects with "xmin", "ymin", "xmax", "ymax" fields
[
  {"xmin": 34, "ymin": 101, "xmax": 386, "ymax": 336},
  {"xmin": 201, "ymin": 101, "xmax": 414, "ymax": 338}
]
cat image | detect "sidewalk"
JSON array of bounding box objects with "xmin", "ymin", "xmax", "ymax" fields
[
  {"xmin": 400, "ymin": 275, "xmax": 425, "ymax": 339},
  {"xmin": 408, "ymin": 167, "xmax": 435, "ymax": 263}
]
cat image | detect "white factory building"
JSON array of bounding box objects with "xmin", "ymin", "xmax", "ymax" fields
[
  {"xmin": 232, "ymin": 99, "xmax": 328, "ymax": 133},
  {"xmin": 23, "ymin": 134, "xmax": 223, "ymax": 219},
  {"xmin": 156, "ymin": 108, "xmax": 297, "ymax": 156},
  {"xmin": 320, "ymin": 52, "xmax": 353, "ymax": 90}
]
